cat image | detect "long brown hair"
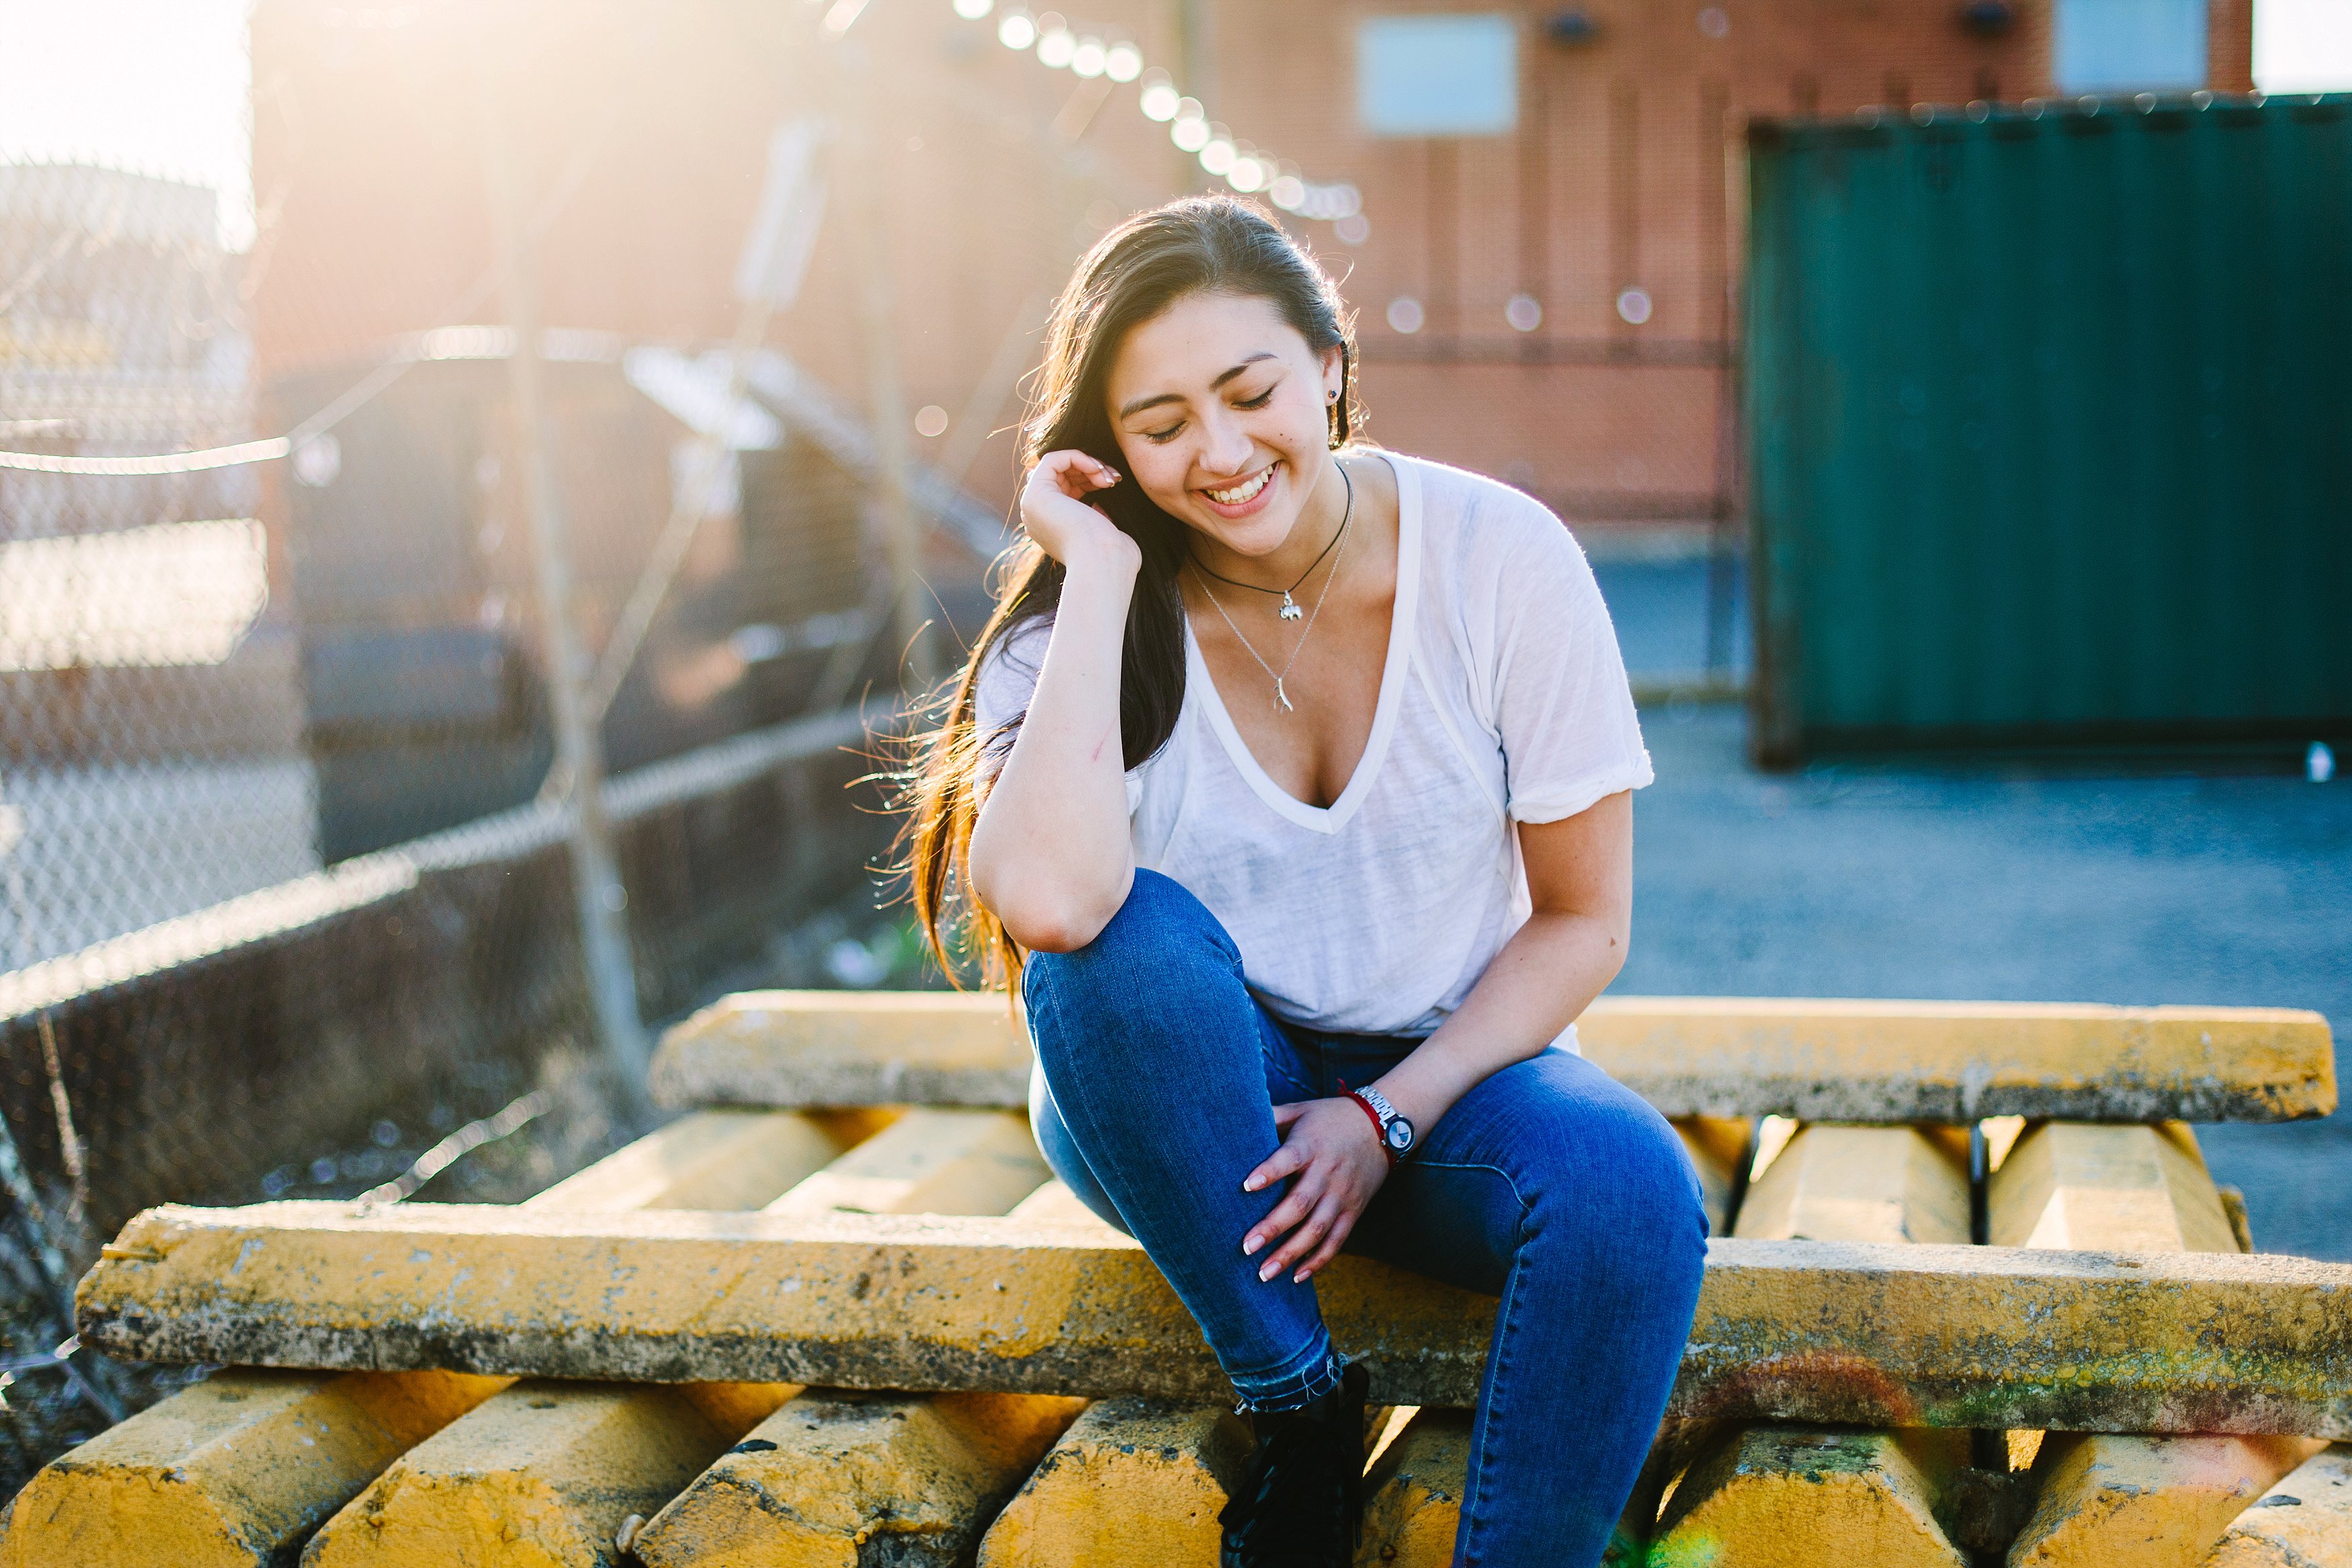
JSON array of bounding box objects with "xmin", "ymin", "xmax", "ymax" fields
[{"xmin": 900, "ymin": 195, "xmax": 1361, "ymax": 987}]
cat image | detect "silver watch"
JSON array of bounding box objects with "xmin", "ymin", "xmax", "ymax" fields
[{"xmin": 1351, "ymin": 1085, "xmax": 1417, "ymax": 1159}]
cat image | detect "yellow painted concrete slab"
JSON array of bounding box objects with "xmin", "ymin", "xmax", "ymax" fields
[
  {"xmin": 2203, "ymin": 1444, "xmax": 2352, "ymax": 1567},
  {"xmin": 1650, "ymin": 1427, "xmax": 1970, "ymax": 1568},
  {"xmin": 75, "ymin": 1204, "xmax": 2352, "ymax": 1436},
  {"xmin": 1734, "ymin": 1125, "xmax": 1972, "ymax": 1245},
  {"xmin": 2010, "ymin": 1433, "xmax": 2327, "ymax": 1568},
  {"xmin": 1995, "ymin": 1120, "xmax": 2324, "ymax": 1567},
  {"xmin": 632, "ymin": 1389, "xmax": 1085, "ymax": 1568},
  {"xmin": 1675, "ymin": 1117, "xmax": 1753, "ymax": 1236},
  {"xmin": 763, "ymin": 1108, "xmax": 1048, "ymax": 1218},
  {"xmin": 0, "ymin": 1368, "xmax": 505, "ymax": 1568},
  {"xmin": 649, "ymin": 990, "xmax": 2337, "ymax": 1122},
  {"xmin": 5, "ymin": 1110, "xmax": 861, "ymax": 1568},
  {"xmin": 300, "ymin": 1379, "xmax": 795, "ymax": 1568},
  {"xmin": 1990, "ymin": 1122, "xmax": 2239, "ymax": 1254},
  {"xmin": 976, "ymin": 1398, "xmax": 1253, "ymax": 1568},
  {"xmin": 1355, "ymin": 1407, "xmax": 1473, "ymax": 1568},
  {"xmin": 524, "ymin": 1109, "xmax": 888, "ymax": 1213}
]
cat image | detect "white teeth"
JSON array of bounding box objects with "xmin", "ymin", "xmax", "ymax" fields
[{"xmin": 1205, "ymin": 468, "xmax": 1273, "ymax": 505}]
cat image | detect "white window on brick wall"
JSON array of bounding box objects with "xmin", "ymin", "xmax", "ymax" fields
[
  {"xmin": 1356, "ymin": 14, "xmax": 1517, "ymax": 137},
  {"xmin": 2054, "ymin": 0, "xmax": 2208, "ymax": 93}
]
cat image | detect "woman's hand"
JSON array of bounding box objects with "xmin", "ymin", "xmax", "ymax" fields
[
  {"xmin": 1240, "ymin": 1098, "xmax": 1391, "ymax": 1284},
  {"xmin": 1021, "ymin": 449, "xmax": 1140, "ymax": 576}
]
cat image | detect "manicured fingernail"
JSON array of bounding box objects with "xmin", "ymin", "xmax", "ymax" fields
[
  {"xmin": 1242, "ymin": 1177, "xmax": 1261, "ymax": 1192},
  {"xmin": 1243, "ymin": 1234, "xmax": 1262, "ymax": 1256},
  {"xmin": 1259, "ymin": 1262, "xmax": 1277, "ymax": 1282},
  {"xmin": 1293, "ymin": 1270, "xmax": 1309, "ymax": 1284}
]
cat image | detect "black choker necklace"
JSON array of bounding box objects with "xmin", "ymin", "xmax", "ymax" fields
[{"xmin": 1187, "ymin": 465, "xmax": 1356, "ymax": 621}]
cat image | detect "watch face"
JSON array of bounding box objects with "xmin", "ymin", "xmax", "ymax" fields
[{"xmin": 1385, "ymin": 1118, "xmax": 1415, "ymax": 1153}]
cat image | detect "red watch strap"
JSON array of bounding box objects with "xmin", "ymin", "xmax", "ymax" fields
[{"xmin": 1342, "ymin": 1086, "xmax": 1398, "ymax": 1166}]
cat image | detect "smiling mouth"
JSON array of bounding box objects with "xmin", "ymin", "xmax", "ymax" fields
[{"xmin": 1202, "ymin": 466, "xmax": 1275, "ymax": 506}]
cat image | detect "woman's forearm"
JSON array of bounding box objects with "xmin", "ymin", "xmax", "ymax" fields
[
  {"xmin": 968, "ymin": 552, "xmax": 1140, "ymax": 952},
  {"xmin": 1373, "ymin": 908, "xmax": 1627, "ymax": 1134}
]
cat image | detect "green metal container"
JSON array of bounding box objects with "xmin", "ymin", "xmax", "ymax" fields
[{"xmin": 1744, "ymin": 95, "xmax": 2352, "ymax": 766}]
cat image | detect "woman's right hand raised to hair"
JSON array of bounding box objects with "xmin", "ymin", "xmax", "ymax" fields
[{"xmin": 1021, "ymin": 449, "xmax": 1141, "ymax": 578}]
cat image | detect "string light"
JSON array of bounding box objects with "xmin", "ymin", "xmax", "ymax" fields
[{"xmin": 952, "ymin": 3, "xmax": 1361, "ymax": 226}]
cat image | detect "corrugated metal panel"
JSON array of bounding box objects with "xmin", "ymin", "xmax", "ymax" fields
[{"xmin": 1745, "ymin": 95, "xmax": 2352, "ymax": 765}]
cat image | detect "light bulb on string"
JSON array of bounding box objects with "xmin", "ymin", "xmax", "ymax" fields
[
  {"xmin": 1036, "ymin": 15, "xmax": 1075, "ymax": 67},
  {"xmin": 1172, "ymin": 103, "xmax": 1210, "ymax": 151},
  {"xmin": 951, "ymin": 0, "xmax": 993, "ymax": 17},
  {"xmin": 997, "ymin": 7, "xmax": 1035, "ymax": 48},
  {"xmin": 1227, "ymin": 155, "xmax": 1267, "ymax": 193},
  {"xmin": 1105, "ymin": 41, "xmax": 1142, "ymax": 81},
  {"xmin": 1199, "ymin": 131, "xmax": 1236, "ymax": 175},
  {"xmin": 1070, "ymin": 36, "xmax": 1106, "ymax": 76},
  {"xmin": 1139, "ymin": 74, "xmax": 1180, "ymax": 120}
]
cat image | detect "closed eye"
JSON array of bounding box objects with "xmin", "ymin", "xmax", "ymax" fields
[{"xmin": 1234, "ymin": 388, "xmax": 1275, "ymax": 410}]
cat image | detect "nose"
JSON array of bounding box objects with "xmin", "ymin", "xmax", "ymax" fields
[{"xmin": 1194, "ymin": 407, "xmax": 1254, "ymax": 480}]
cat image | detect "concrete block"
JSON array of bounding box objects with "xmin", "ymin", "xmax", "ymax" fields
[
  {"xmin": 628, "ymin": 1390, "xmax": 1085, "ymax": 1568},
  {"xmin": 1733, "ymin": 1124, "xmax": 1972, "ymax": 1245},
  {"xmin": 0, "ymin": 1368, "xmax": 505, "ymax": 1568},
  {"xmin": 2203, "ymin": 1444, "xmax": 2352, "ymax": 1567},
  {"xmin": 1650, "ymin": 1426, "xmax": 1971, "ymax": 1568},
  {"xmin": 1004, "ymin": 1179, "xmax": 1124, "ymax": 1232},
  {"xmin": 649, "ymin": 990, "xmax": 2338, "ymax": 1122},
  {"xmin": 1674, "ymin": 1117, "xmax": 1753, "ymax": 1235},
  {"xmin": 298, "ymin": 1379, "xmax": 796, "ymax": 1567},
  {"xmin": 976, "ymin": 1398, "xmax": 1252, "ymax": 1568},
  {"xmin": 4, "ymin": 1110, "xmax": 861, "ymax": 1568},
  {"xmin": 763, "ymin": 1108, "xmax": 1048, "ymax": 1218},
  {"xmin": 1990, "ymin": 1121, "xmax": 2239, "ymax": 1254},
  {"xmin": 2010, "ymin": 1432, "xmax": 2326, "ymax": 1568},
  {"xmin": 1994, "ymin": 1121, "xmax": 2324, "ymax": 1567},
  {"xmin": 1355, "ymin": 1407, "xmax": 1472, "ymax": 1568},
  {"xmin": 523, "ymin": 1109, "xmax": 892, "ymax": 1213},
  {"xmin": 77, "ymin": 1205, "xmax": 2352, "ymax": 1436}
]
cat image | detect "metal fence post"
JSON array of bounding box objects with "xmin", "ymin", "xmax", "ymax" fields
[{"xmin": 476, "ymin": 82, "xmax": 650, "ymax": 1098}]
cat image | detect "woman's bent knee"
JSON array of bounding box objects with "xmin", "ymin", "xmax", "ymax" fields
[{"xmin": 1023, "ymin": 870, "xmax": 1237, "ymax": 1006}]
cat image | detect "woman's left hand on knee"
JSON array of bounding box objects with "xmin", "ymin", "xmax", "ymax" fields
[{"xmin": 1240, "ymin": 1100, "xmax": 1390, "ymax": 1284}]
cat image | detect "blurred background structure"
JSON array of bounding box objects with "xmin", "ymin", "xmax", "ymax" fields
[{"xmin": 0, "ymin": 0, "xmax": 2346, "ymax": 1493}]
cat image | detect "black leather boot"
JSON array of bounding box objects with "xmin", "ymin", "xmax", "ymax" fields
[{"xmin": 1218, "ymin": 1360, "xmax": 1369, "ymax": 1567}]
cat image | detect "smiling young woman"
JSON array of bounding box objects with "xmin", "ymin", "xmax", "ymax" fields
[{"xmin": 904, "ymin": 197, "xmax": 1705, "ymax": 1568}]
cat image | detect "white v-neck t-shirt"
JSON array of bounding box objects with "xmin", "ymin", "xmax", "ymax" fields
[{"xmin": 975, "ymin": 451, "xmax": 1652, "ymax": 1051}]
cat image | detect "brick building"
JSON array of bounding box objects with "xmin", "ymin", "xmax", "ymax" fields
[{"xmin": 250, "ymin": 0, "xmax": 2254, "ymax": 541}]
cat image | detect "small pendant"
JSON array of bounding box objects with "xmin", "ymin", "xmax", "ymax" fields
[
  {"xmin": 1279, "ymin": 593, "xmax": 1302, "ymax": 622},
  {"xmin": 1273, "ymin": 678, "xmax": 1294, "ymax": 713}
]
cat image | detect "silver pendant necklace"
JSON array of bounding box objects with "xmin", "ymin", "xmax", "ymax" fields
[{"xmin": 1189, "ymin": 466, "xmax": 1355, "ymax": 713}]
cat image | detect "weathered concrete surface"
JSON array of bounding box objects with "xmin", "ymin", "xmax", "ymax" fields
[
  {"xmin": 763, "ymin": 1108, "xmax": 1048, "ymax": 1219},
  {"xmin": 1997, "ymin": 1120, "xmax": 2326, "ymax": 1567},
  {"xmin": 0, "ymin": 1369, "xmax": 506, "ymax": 1568},
  {"xmin": 1733, "ymin": 1125, "xmax": 1972, "ymax": 1245},
  {"xmin": 523, "ymin": 1109, "xmax": 890, "ymax": 1214},
  {"xmin": 1650, "ymin": 1428, "xmax": 1971, "ymax": 1568},
  {"xmin": 75, "ymin": 1205, "xmax": 2352, "ymax": 1436},
  {"xmin": 299, "ymin": 1380, "xmax": 794, "ymax": 1567},
  {"xmin": 1673, "ymin": 1119, "xmax": 1970, "ymax": 1565},
  {"xmin": 2009, "ymin": 1434, "xmax": 2328, "ymax": 1568},
  {"xmin": 2203, "ymin": 1444, "xmax": 2352, "ymax": 1567},
  {"xmin": 1991, "ymin": 1122, "xmax": 2240, "ymax": 1254},
  {"xmin": 1675, "ymin": 1117, "xmax": 1753, "ymax": 1236},
  {"xmin": 628, "ymin": 1391, "xmax": 1085, "ymax": 1568},
  {"xmin": 649, "ymin": 990, "xmax": 2337, "ymax": 1123},
  {"xmin": 1355, "ymin": 1407, "xmax": 1474, "ymax": 1568},
  {"xmin": 625, "ymin": 1105, "xmax": 1062, "ymax": 1565},
  {"xmin": 650, "ymin": 991, "xmax": 1034, "ymax": 1111},
  {"xmin": 3, "ymin": 1111, "xmax": 860, "ymax": 1568},
  {"xmin": 975, "ymin": 1399, "xmax": 1254, "ymax": 1568},
  {"xmin": 1003, "ymin": 1179, "xmax": 1122, "ymax": 1232}
]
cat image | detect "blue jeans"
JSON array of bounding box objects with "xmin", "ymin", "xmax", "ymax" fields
[{"xmin": 1022, "ymin": 871, "xmax": 1710, "ymax": 1568}]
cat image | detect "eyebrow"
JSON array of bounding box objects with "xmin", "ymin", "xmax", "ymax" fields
[{"xmin": 1116, "ymin": 352, "xmax": 1279, "ymax": 419}]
